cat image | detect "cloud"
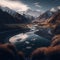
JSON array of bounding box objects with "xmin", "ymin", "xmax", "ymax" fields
[
  {"xmin": 0, "ymin": 0, "xmax": 30, "ymax": 11},
  {"xmin": 57, "ymin": 6, "xmax": 60, "ymax": 9},
  {"xmin": 34, "ymin": 2, "xmax": 41, "ymax": 8},
  {"xmin": 36, "ymin": 9, "xmax": 41, "ymax": 12}
]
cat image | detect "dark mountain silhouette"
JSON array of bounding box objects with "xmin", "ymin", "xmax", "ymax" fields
[
  {"xmin": 0, "ymin": 6, "xmax": 31, "ymax": 33},
  {"xmin": 0, "ymin": 6, "xmax": 30, "ymax": 24}
]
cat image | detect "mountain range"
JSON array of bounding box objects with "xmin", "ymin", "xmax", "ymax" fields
[
  {"xmin": 0, "ymin": 6, "xmax": 31, "ymax": 24},
  {"xmin": 34, "ymin": 7, "xmax": 60, "ymax": 39},
  {"xmin": 33, "ymin": 7, "xmax": 60, "ymax": 24},
  {"xmin": 0, "ymin": 6, "xmax": 60, "ymax": 36},
  {"xmin": 18, "ymin": 9, "xmax": 42, "ymax": 18}
]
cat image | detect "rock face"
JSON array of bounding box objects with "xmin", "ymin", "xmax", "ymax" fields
[
  {"xmin": 33, "ymin": 10, "xmax": 55, "ymax": 23},
  {"xmin": 51, "ymin": 35, "xmax": 60, "ymax": 46},
  {"xmin": 32, "ymin": 8, "xmax": 60, "ymax": 40},
  {"xmin": 35, "ymin": 10, "xmax": 60, "ymax": 38},
  {"xmin": 48, "ymin": 11, "xmax": 60, "ymax": 35}
]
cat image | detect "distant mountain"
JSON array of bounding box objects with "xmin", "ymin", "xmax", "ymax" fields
[
  {"xmin": 23, "ymin": 14, "xmax": 35, "ymax": 21},
  {"xmin": 33, "ymin": 7, "xmax": 60, "ymax": 23},
  {"xmin": 0, "ymin": 6, "xmax": 31, "ymax": 24},
  {"xmin": 33, "ymin": 11, "xmax": 55, "ymax": 23},
  {"xmin": 24, "ymin": 9, "xmax": 42, "ymax": 18}
]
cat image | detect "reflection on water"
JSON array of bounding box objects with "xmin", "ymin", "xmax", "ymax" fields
[
  {"xmin": 9, "ymin": 33, "xmax": 28, "ymax": 43},
  {"xmin": 9, "ymin": 25, "xmax": 39, "ymax": 43}
]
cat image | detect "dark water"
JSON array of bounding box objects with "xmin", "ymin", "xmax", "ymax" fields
[
  {"xmin": 8, "ymin": 26, "xmax": 51, "ymax": 57},
  {"xmin": 0, "ymin": 25, "xmax": 51, "ymax": 58}
]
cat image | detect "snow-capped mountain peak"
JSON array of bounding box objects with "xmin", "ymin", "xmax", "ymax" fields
[{"xmin": 50, "ymin": 6, "xmax": 60, "ymax": 12}]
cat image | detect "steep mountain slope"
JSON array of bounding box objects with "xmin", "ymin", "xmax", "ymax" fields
[
  {"xmin": 48, "ymin": 10, "xmax": 60, "ymax": 35},
  {"xmin": 34, "ymin": 7, "xmax": 60, "ymax": 39},
  {"xmin": 0, "ymin": 6, "xmax": 31, "ymax": 33},
  {"xmin": 33, "ymin": 10, "xmax": 54, "ymax": 23},
  {"xmin": 33, "ymin": 7, "xmax": 60, "ymax": 23},
  {"xmin": 0, "ymin": 6, "xmax": 30, "ymax": 24}
]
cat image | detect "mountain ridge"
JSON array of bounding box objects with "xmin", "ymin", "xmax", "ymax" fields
[{"xmin": 0, "ymin": 6, "xmax": 31, "ymax": 24}]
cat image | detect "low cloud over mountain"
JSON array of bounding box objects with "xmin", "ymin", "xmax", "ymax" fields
[{"xmin": 0, "ymin": 0, "xmax": 30, "ymax": 12}]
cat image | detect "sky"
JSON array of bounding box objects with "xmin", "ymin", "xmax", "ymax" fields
[{"xmin": 0, "ymin": 0, "xmax": 60, "ymax": 12}]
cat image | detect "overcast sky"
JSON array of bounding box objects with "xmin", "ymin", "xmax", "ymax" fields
[{"xmin": 0, "ymin": 0, "xmax": 60, "ymax": 12}]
